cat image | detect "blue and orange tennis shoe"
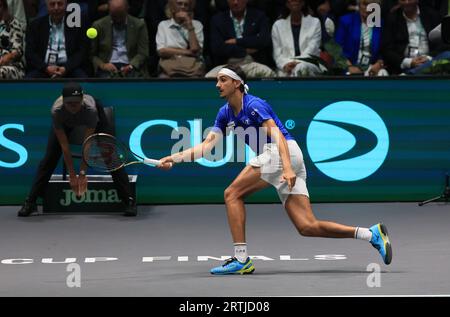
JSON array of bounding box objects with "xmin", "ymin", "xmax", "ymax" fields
[
  {"xmin": 369, "ymin": 223, "xmax": 392, "ymax": 265},
  {"xmin": 210, "ymin": 257, "xmax": 255, "ymax": 275}
]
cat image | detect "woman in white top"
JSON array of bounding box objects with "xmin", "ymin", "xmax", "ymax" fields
[{"xmin": 271, "ymin": 0, "xmax": 325, "ymax": 77}]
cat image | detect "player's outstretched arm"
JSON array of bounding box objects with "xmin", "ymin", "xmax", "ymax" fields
[{"xmin": 159, "ymin": 131, "xmax": 222, "ymax": 169}]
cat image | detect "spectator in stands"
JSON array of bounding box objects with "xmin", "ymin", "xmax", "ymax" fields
[
  {"xmin": 91, "ymin": 0, "xmax": 149, "ymax": 78},
  {"xmin": 25, "ymin": 0, "xmax": 89, "ymax": 78},
  {"xmin": 156, "ymin": 0, "xmax": 205, "ymax": 77},
  {"xmin": 30, "ymin": 0, "xmax": 94, "ymax": 24},
  {"xmin": 272, "ymin": 0, "xmax": 325, "ymax": 77},
  {"xmin": 206, "ymin": 0, "xmax": 275, "ymax": 78},
  {"xmin": 6, "ymin": 0, "xmax": 26, "ymax": 28},
  {"xmin": 34, "ymin": 0, "xmax": 98, "ymax": 23},
  {"xmin": 96, "ymin": 0, "xmax": 144, "ymax": 20},
  {"xmin": 145, "ymin": 0, "xmax": 211, "ymax": 75},
  {"xmin": 381, "ymin": 0, "xmax": 442, "ymax": 75},
  {"xmin": 0, "ymin": 0, "xmax": 25, "ymax": 79},
  {"xmin": 335, "ymin": 0, "xmax": 388, "ymax": 76}
]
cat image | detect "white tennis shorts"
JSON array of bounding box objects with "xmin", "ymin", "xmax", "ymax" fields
[{"xmin": 249, "ymin": 140, "xmax": 309, "ymax": 205}]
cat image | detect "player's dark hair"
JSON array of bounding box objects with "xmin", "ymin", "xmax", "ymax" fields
[{"xmin": 224, "ymin": 64, "xmax": 247, "ymax": 93}]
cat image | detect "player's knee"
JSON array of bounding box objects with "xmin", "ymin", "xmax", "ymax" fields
[
  {"xmin": 298, "ymin": 221, "xmax": 319, "ymax": 237},
  {"xmin": 224, "ymin": 186, "xmax": 240, "ymax": 203}
]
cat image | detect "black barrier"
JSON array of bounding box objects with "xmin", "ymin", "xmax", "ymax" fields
[{"xmin": 42, "ymin": 175, "xmax": 137, "ymax": 212}]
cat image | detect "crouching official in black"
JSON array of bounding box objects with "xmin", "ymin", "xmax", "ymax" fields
[{"xmin": 18, "ymin": 82, "xmax": 137, "ymax": 217}]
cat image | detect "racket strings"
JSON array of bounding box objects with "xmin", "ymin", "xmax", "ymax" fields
[{"xmin": 83, "ymin": 136, "xmax": 127, "ymax": 171}]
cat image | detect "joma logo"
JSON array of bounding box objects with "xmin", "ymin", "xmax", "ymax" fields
[{"xmin": 60, "ymin": 189, "xmax": 121, "ymax": 206}]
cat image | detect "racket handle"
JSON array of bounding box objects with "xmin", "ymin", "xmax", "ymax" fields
[{"xmin": 143, "ymin": 158, "xmax": 161, "ymax": 166}]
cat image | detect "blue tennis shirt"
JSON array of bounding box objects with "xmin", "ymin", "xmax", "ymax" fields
[{"xmin": 213, "ymin": 94, "xmax": 294, "ymax": 154}]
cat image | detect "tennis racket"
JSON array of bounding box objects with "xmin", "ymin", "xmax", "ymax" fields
[{"xmin": 82, "ymin": 133, "xmax": 165, "ymax": 172}]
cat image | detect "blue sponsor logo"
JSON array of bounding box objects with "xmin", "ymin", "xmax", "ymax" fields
[
  {"xmin": 0, "ymin": 123, "xmax": 28, "ymax": 168},
  {"xmin": 306, "ymin": 101, "xmax": 389, "ymax": 181},
  {"xmin": 285, "ymin": 119, "xmax": 296, "ymax": 130}
]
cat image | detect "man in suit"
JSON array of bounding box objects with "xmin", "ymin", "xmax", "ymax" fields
[
  {"xmin": 91, "ymin": 0, "xmax": 149, "ymax": 78},
  {"xmin": 381, "ymin": 0, "xmax": 442, "ymax": 74},
  {"xmin": 25, "ymin": 0, "xmax": 89, "ymax": 78},
  {"xmin": 206, "ymin": 0, "xmax": 275, "ymax": 78}
]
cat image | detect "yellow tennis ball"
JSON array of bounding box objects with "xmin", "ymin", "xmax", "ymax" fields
[{"xmin": 86, "ymin": 27, "xmax": 98, "ymax": 39}]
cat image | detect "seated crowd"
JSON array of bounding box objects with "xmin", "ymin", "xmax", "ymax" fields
[{"xmin": 1, "ymin": 0, "xmax": 449, "ymax": 79}]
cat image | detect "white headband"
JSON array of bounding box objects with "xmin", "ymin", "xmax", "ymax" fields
[{"xmin": 218, "ymin": 68, "xmax": 249, "ymax": 94}]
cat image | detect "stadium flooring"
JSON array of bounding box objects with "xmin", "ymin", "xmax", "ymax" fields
[{"xmin": 0, "ymin": 202, "xmax": 449, "ymax": 297}]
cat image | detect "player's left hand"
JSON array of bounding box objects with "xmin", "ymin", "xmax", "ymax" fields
[{"xmin": 281, "ymin": 169, "xmax": 296, "ymax": 191}]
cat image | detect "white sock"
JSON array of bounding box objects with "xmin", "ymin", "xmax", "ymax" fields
[
  {"xmin": 234, "ymin": 243, "xmax": 248, "ymax": 263},
  {"xmin": 354, "ymin": 227, "xmax": 372, "ymax": 241}
]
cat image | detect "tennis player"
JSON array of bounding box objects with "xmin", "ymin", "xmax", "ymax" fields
[{"xmin": 159, "ymin": 65, "xmax": 392, "ymax": 274}]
